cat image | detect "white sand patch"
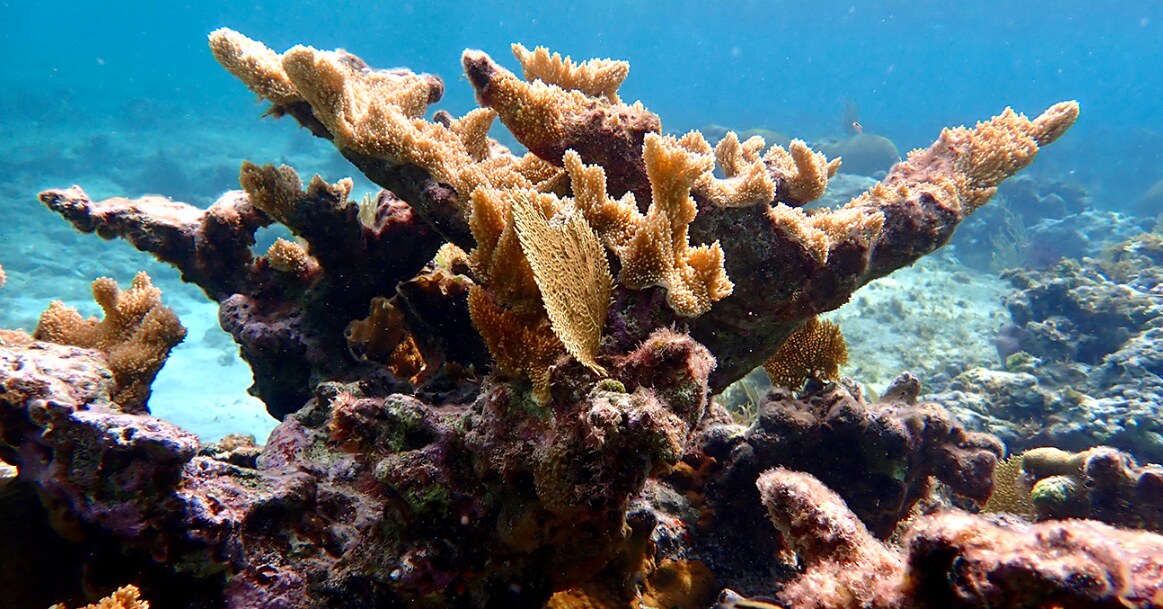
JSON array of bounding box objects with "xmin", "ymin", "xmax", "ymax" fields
[
  {"xmin": 827, "ymin": 251, "xmax": 1010, "ymax": 394},
  {"xmin": 149, "ymin": 299, "xmax": 278, "ymax": 443}
]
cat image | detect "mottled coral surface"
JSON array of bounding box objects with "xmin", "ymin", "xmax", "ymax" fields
[{"xmin": 0, "ymin": 29, "xmax": 1103, "ymax": 609}]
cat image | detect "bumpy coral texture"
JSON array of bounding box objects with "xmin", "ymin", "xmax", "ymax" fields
[
  {"xmin": 511, "ymin": 43, "xmax": 629, "ymax": 104},
  {"xmin": 757, "ymin": 468, "xmax": 904, "ymax": 609},
  {"xmin": 50, "ymin": 586, "xmax": 150, "ymax": 609},
  {"xmin": 33, "ymin": 272, "xmax": 186, "ymax": 412},
  {"xmin": 617, "ymin": 133, "xmax": 734, "ymax": 317},
  {"xmin": 758, "ymin": 468, "xmax": 1163, "ymax": 609},
  {"xmin": 264, "ymin": 237, "xmax": 319, "ymax": 276},
  {"xmin": 16, "ymin": 27, "xmax": 1087, "ymax": 609},
  {"xmin": 704, "ymin": 377, "xmax": 1002, "ymax": 540},
  {"xmin": 1020, "ymin": 446, "xmax": 1163, "ymax": 530}
]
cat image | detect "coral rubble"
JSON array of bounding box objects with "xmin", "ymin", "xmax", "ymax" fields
[
  {"xmin": 933, "ymin": 251, "xmax": 1163, "ymax": 462},
  {"xmin": 1, "ymin": 27, "xmax": 1090, "ymax": 609}
]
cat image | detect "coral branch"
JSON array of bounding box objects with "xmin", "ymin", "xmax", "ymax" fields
[
  {"xmin": 34, "ymin": 272, "xmax": 186, "ymax": 412},
  {"xmin": 619, "ymin": 133, "xmax": 733, "ymax": 317},
  {"xmin": 757, "ymin": 469, "xmax": 904, "ymax": 609},
  {"xmin": 18, "ymin": 30, "xmax": 1087, "ymax": 609},
  {"xmin": 39, "ymin": 187, "xmax": 266, "ymax": 298},
  {"xmin": 691, "ymin": 102, "xmax": 1079, "ymax": 388},
  {"xmin": 511, "ymin": 43, "xmax": 629, "ymax": 104},
  {"xmin": 463, "ymin": 48, "xmax": 661, "ymax": 200}
]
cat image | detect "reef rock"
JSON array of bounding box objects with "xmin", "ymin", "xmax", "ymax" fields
[
  {"xmin": 5, "ymin": 28, "xmax": 1084, "ymax": 609},
  {"xmin": 758, "ymin": 468, "xmax": 1163, "ymax": 609},
  {"xmin": 934, "ymin": 254, "xmax": 1163, "ymax": 462}
]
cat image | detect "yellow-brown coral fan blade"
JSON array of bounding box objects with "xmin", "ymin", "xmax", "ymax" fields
[
  {"xmin": 281, "ymin": 44, "xmax": 532, "ymax": 199},
  {"xmin": 281, "ymin": 44, "xmax": 438, "ymax": 147},
  {"xmin": 34, "ymin": 272, "xmax": 186, "ymax": 413},
  {"xmin": 285, "ymin": 44, "xmax": 434, "ymax": 119},
  {"xmin": 690, "ymin": 102, "xmax": 1077, "ymax": 389},
  {"xmin": 619, "ymin": 133, "xmax": 733, "ymax": 317},
  {"xmin": 212, "ymin": 29, "xmax": 544, "ymax": 208},
  {"xmin": 511, "ymin": 43, "xmax": 630, "ymax": 104},
  {"xmin": 763, "ymin": 317, "xmax": 848, "ymax": 390},
  {"xmin": 468, "ymin": 187, "xmax": 548, "ymax": 308},
  {"xmin": 445, "ymin": 107, "xmax": 499, "ymax": 162},
  {"xmin": 512, "ymin": 194, "xmax": 612, "ymax": 375},
  {"xmin": 239, "ymin": 161, "xmax": 355, "ymax": 228},
  {"xmin": 866, "ymin": 101, "xmax": 1081, "ymax": 218},
  {"xmin": 264, "ymin": 238, "xmax": 319, "ymax": 276},
  {"xmin": 463, "ymin": 48, "xmax": 661, "ymax": 199},
  {"xmin": 765, "ymin": 139, "xmax": 841, "ymax": 206}
]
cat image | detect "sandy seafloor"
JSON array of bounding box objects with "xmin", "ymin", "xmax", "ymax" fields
[
  {"xmin": 828, "ymin": 251, "xmax": 1011, "ymax": 394},
  {"xmin": 0, "ymin": 107, "xmax": 1117, "ymax": 444}
]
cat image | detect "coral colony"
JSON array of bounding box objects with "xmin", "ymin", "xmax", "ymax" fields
[{"xmin": 4, "ymin": 27, "xmax": 1163, "ymax": 609}]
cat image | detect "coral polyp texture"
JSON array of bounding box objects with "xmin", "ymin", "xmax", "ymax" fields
[
  {"xmin": 50, "ymin": 585, "xmax": 150, "ymax": 609},
  {"xmin": 0, "ymin": 26, "xmax": 1096, "ymax": 609},
  {"xmin": 34, "ymin": 272, "xmax": 186, "ymax": 412}
]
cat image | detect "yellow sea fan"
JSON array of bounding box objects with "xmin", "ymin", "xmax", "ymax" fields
[
  {"xmin": 511, "ymin": 194, "xmax": 612, "ymax": 375},
  {"xmin": 763, "ymin": 317, "xmax": 848, "ymax": 390},
  {"xmin": 981, "ymin": 453, "xmax": 1034, "ymax": 517}
]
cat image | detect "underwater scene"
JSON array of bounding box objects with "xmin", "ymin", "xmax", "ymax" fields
[{"xmin": 2, "ymin": 1, "xmax": 1162, "ymax": 608}]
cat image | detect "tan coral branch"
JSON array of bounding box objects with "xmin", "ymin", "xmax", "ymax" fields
[
  {"xmin": 695, "ymin": 131, "xmax": 777, "ymax": 207},
  {"xmin": 50, "ymin": 584, "xmax": 150, "ymax": 609},
  {"xmin": 213, "ymin": 29, "xmax": 538, "ymax": 204},
  {"xmin": 765, "ymin": 139, "xmax": 841, "ymax": 206},
  {"xmin": 562, "ymin": 150, "xmax": 641, "ymax": 250},
  {"xmin": 208, "ymin": 28, "xmax": 301, "ymax": 106},
  {"xmin": 618, "ymin": 133, "xmax": 733, "ymax": 317},
  {"xmin": 34, "ymin": 272, "xmax": 186, "ymax": 413},
  {"xmin": 511, "ymin": 43, "xmax": 630, "ymax": 103}
]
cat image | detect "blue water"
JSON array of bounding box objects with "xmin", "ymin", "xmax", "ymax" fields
[
  {"xmin": 2, "ymin": 0, "xmax": 1161, "ymax": 439},
  {"xmin": 6, "ymin": 1, "xmax": 1161, "ymax": 196}
]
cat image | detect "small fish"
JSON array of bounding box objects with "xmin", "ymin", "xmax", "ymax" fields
[{"xmin": 851, "ymin": 121, "xmax": 864, "ymax": 135}]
